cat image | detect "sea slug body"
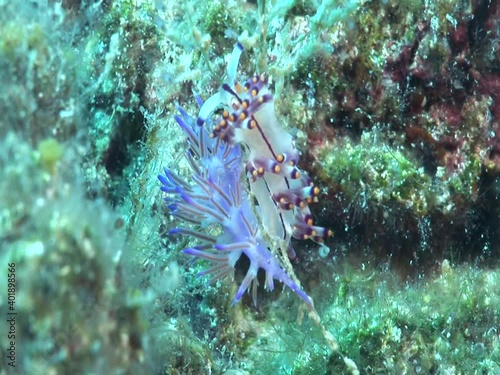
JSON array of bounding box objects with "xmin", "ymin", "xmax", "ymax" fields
[{"xmin": 159, "ymin": 43, "xmax": 332, "ymax": 307}]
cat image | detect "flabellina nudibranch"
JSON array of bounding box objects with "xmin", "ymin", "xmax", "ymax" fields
[{"xmin": 158, "ymin": 43, "xmax": 333, "ymax": 308}]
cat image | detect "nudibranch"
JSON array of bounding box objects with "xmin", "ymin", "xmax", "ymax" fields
[{"xmin": 159, "ymin": 43, "xmax": 332, "ymax": 308}]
